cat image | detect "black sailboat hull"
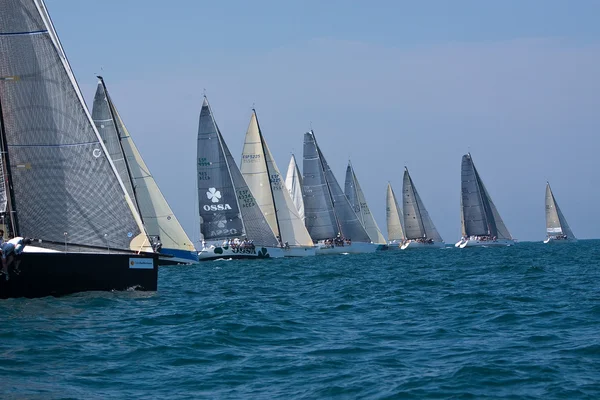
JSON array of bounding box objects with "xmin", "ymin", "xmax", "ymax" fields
[{"xmin": 0, "ymin": 252, "xmax": 158, "ymax": 299}]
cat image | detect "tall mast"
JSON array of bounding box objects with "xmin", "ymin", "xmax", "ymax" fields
[
  {"xmin": 97, "ymin": 76, "xmax": 143, "ymax": 220},
  {"xmin": 254, "ymin": 110, "xmax": 282, "ymax": 242},
  {"xmin": 312, "ymin": 131, "xmax": 343, "ymax": 236},
  {"xmin": 0, "ymin": 78, "xmax": 19, "ymax": 236}
]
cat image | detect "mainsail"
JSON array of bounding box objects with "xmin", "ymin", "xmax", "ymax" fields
[
  {"xmin": 345, "ymin": 161, "xmax": 386, "ymax": 244},
  {"xmin": 402, "ymin": 168, "xmax": 443, "ymax": 242},
  {"xmin": 0, "ymin": 0, "xmax": 150, "ymax": 252},
  {"xmin": 285, "ymin": 154, "xmax": 304, "ymax": 221},
  {"xmin": 302, "ymin": 131, "xmax": 370, "ymax": 242},
  {"xmin": 197, "ymin": 98, "xmax": 277, "ymax": 247},
  {"xmin": 386, "ymin": 183, "xmax": 404, "ymax": 242},
  {"xmin": 460, "ymin": 154, "xmax": 511, "ymax": 239},
  {"xmin": 92, "ymin": 78, "xmax": 196, "ymax": 256},
  {"xmin": 545, "ymin": 182, "xmax": 575, "ymax": 239},
  {"xmin": 240, "ymin": 110, "xmax": 313, "ymax": 247}
]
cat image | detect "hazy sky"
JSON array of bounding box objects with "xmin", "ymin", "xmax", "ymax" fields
[{"xmin": 48, "ymin": 0, "xmax": 600, "ymax": 243}]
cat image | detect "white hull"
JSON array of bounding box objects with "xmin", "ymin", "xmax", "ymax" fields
[
  {"xmin": 543, "ymin": 236, "xmax": 577, "ymax": 244},
  {"xmin": 455, "ymin": 238, "xmax": 514, "ymax": 248},
  {"xmin": 315, "ymin": 241, "xmax": 378, "ymax": 255},
  {"xmin": 401, "ymin": 240, "xmax": 445, "ymax": 250},
  {"xmin": 283, "ymin": 246, "xmax": 316, "ymax": 257},
  {"xmin": 198, "ymin": 245, "xmax": 284, "ymax": 261}
]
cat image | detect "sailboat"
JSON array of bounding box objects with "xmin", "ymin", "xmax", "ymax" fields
[
  {"xmin": 386, "ymin": 183, "xmax": 405, "ymax": 249},
  {"xmin": 302, "ymin": 131, "xmax": 378, "ymax": 254},
  {"xmin": 196, "ymin": 98, "xmax": 284, "ymax": 260},
  {"xmin": 455, "ymin": 153, "xmax": 514, "ymax": 248},
  {"xmin": 240, "ymin": 110, "xmax": 315, "ymax": 257},
  {"xmin": 401, "ymin": 167, "xmax": 444, "ymax": 249},
  {"xmin": 0, "ymin": 0, "xmax": 157, "ymax": 298},
  {"xmin": 92, "ymin": 77, "xmax": 198, "ymax": 264},
  {"xmin": 284, "ymin": 154, "xmax": 304, "ymax": 221},
  {"xmin": 344, "ymin": 161, "xmax": 387, "ymax": 249},
  {"xmin": 544, "ymin": 182, "xmax": 576, "ymax": 243}
]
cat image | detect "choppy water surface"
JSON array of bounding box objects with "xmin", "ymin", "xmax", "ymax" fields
[{"xmin": 1, "ymin": 241, "xmax": 600, "ymax": 399}]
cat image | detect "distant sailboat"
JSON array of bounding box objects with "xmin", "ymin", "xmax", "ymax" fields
[
  {"xmin": 196, "ymin": 97, "xmax": 284, "ymax": 260},
  {"xmin": 401, "ymin": 167, "xmax": 444, "ymax": 249},
  {"xmin": 240, "ymin": 110, "xmax": 315, "ymax": 256},
  {"xmin": 0, "ymin": 0, "xmax": 157, "ymax": 298},
  {"xmin": 386, "ymin": 183, "xmax": 405, "ymax": 249},
  {"xmin": 302, "ymin": 131, "xmax": 377, "ymax": 254},
  {"xmin": 92, "ymin": 77, "xmax": 198, "ymax": 264},
  {"xmin": 455, "ymin": 153, "xmax": 514, "ymax": 248},
  {"xmin": 344, "ymin": 161, "xmax": 387, "ymax": 247},
  {"xmin": 285, "ymin": 154, "xmax": 304, "ymax": 221},
  {"xmin": 544, "ymin": 182, "xmax": 576, "ymax": 243}
]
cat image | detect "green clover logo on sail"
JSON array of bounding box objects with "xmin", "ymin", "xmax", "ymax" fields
[{"xmin": 207, "ymin": 188, "xmax": 221, "ymax": 203}]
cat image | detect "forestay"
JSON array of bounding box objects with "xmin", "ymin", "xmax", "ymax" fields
[{"xmin": 0, "ymin": 0, "xmax": 148, "ymax": 252}]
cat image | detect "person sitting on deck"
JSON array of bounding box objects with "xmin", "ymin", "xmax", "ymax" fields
[{"xmin": 1, "ymin": 237, "xmax": 31, "ymax": 281}]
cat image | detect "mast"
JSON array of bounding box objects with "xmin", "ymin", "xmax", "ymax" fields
[
  {"xmin": 313, "ymin": 131, "xmax": 343, "ymax": 236},
  {"xmin": 97, "ymin": 76, "xmax": 143, "ymax": 219},
  {"xmin": 255, "ymin": 110, "xmax": 282, "ymax": 242},
  {"xmin": 405, "ymin": 167, "xmax": 426, "ymax": 238},
  {"xmin": 0, "ymin": 85, "xmax": 18, "ymax": 236}
]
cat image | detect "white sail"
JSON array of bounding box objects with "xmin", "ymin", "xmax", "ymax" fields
[
  {"xmin": 240, "ymin": 111, "xmax": 313, "ymax": 247},
  {"xmin": 386, "ymin": 183, "xmax": 404, "ymax": 242},
  {"xmin": 345, "ymin": 162, "xmax": 386, "ymax": 244},
  {"xmin": 285, "ymin": 154, "xmax": 304, "ymax": 221},
  {"xmin": 545, "ymin": 182, "xmax": 575, "ymax": 239}
]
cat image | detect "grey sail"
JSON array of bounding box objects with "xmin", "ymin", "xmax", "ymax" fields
[
  {"xmin": 460, "ymin": 154, "xmax": 511, "ymax": 239},
  {"xmin": 92, "ymin": 80, "xmax": 137, "ymax": 212},
  {"xmin": 546, "ymin": 183, "xmax": 575, "ymax": 239},
  {"xmin": 402, "ymin": 168, "xmax": 442, "ymax": 242},
  {"xmin": 345, "ymin": 164, "xmax": 361, "ymax": 216},
  {"xmin": 302, "ymin": 131, "xmax": 337, "ymax": 240},
  {"xmin": 0, "ymin": 0, "xmax": 148, "ymax": 252},
  {"xmin": 197, "ymin": 98, "xmax": 276, "ymax": 247}
]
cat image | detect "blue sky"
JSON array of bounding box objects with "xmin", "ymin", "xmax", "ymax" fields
[{"xmin": 48, "ymin": 0, "xmax": 600, "ymax": 242}]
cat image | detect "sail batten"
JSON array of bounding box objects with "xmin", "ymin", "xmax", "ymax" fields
[{"xmin": 0, "ymin": 0, "xmax": 149, "ymax": 251}]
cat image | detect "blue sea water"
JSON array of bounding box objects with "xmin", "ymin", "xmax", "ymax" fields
[{"xmin": 1, "ymin": 241, "xmax": 600, "ymax": 399}]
